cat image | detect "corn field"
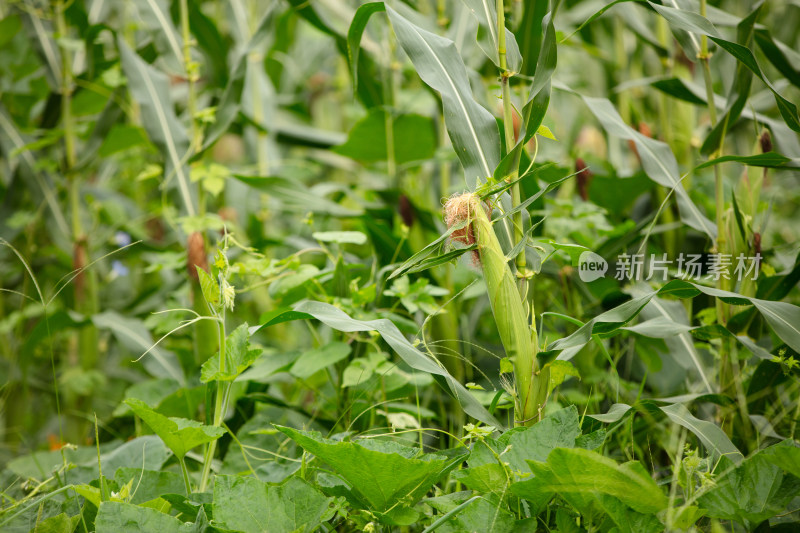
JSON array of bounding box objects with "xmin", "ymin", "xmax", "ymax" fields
[{"xmin": 1, "ymin": 0, "xmax": 800, "ymax": 531}]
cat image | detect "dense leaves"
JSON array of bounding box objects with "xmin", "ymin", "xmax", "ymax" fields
[{"xmin": 1, "ymin": 0, "xmax": 799, "ymax": 531}]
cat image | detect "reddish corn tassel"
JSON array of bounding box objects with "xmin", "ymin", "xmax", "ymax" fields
[
  {"xmin": 760, "ymin": 131, "xmax": 772, "ymax": 154},
  {"xmin": 576, "ymin": 158, "xmax": 592, "ymax": 201},
  {"xmin": 187, "ymin": 232, "xmax": 208, "ymax": 281},
  {"xmin": 398, "ymin": 194, "xmax": 415, "ymax": 227}
]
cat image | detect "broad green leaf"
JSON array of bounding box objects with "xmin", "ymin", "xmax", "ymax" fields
[
  {"xmin": 114, "ymin": 468, "xmax": 185, "ymax": 505},
  {"xmin": 452, "ymin": 463, "xmax": 508, "ymax": 498},
  {"xmin": 112, "ymin": 378, "xmax": 180, "ymax": 417},
  {"xmin": 27, "ymin": 512, "xmax": 79, "ymax": 533},
  {"xmin": 468, "ymin": 406, "xmax": 580, "ymax": 475},
  {"xmin": 277, "ymin": 426, "xmax": 465, "ymax": 516},
  {"xmin": 117, "ymin": 38, "xmax": 196, "ymax": 216},
  {"xmin": 0, "ymin": 14, "xmax": 22, "ymax": 49},
  {"xmin": 334, "ymin": 109, "xmax": 436, "ymax": 165},
  {"xmin": 200, "ymin": 323, "xmax": 263, "ymax": 382},
  {"xmin": 511, "ymin": 448, "xmax": 668, "ymax": 515},
  {"xmin": 125, "ymin": 398, "xmax": 225, "ymax": 459},
  {"xmin": 290, "ymin": 342, "xmax": 351, "ymax": 379},
  {"xmin": 95, "ymin": 501, "xmax": 194, "ymax": 533},
  {"xmin": 69, "ymin": 436, "xmax": 170, "ymax": 485},
  {"xmin": 594, "ymin": 494, "xmax": 664, "ymax": 533},
  {"xmin": 287, "ymin": 301, "xmax": 503, "ymax": 428},
  {"xmin": 387, "ymin": 6, "xmax": 500, "ymax": 182},
  {"xmin": 461, "ymin": 0, "xmax": 522, "ymax": 72},
  {"xmin": 504, "ymin": 405, "xmax": 581, "ymax": 472},
  {"xmin": 762, "ymin": 441, "xmax": 800, "ymax": 479},
  {"xmin": 427, "ymin": 494, "xmax": 518, "ymax": 533},
  {"xmin": 213, "ymin": 475, "xmax": 332, "ymax": 533},
  {"xmin": 575, "ymin": 429, "xmax": 607, "ymax": 451},
  {"xmin": 699, "ymin": 451, "xmax": 800, "ymax": 529},
  {"xmin": 195, "ymin": 267, "xmax": 220, "ymax": 311},
  {"xmin": 547, "ymin": 360, "xmax": 579, "ymax": 396},
  {"xmin": 97, "ymin": 124, "xmax": 149, "ymax": 158}
]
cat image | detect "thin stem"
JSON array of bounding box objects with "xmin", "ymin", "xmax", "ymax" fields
[
  {"xmin": 249, "ymin": 0, "xmax": 270, "ymax": 175},
  {"xmin": 199, "ymin": 311, "xmax": 227, "ymax": 491},
  {"xmin": 180, "ymin": 0, "xmax": 200, "ymax": 151},
  {"xmin": 698, "ymin": 0, "xmax": 730, "ymax": 398},
  {"xmin": 497, "ymin": 0, "xmax": 525, "ymax": 275},
  {"xmin": 178, "ymin": 456, "xmax": 192, "ymax": 496},
  {"xmin": 790, "ymin": 387, "xmax": 800, "ymax": 440}
]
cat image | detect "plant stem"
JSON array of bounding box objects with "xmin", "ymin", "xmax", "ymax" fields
[
  {"xmin": 178, "ymin": 456, "xmax": 192, "ymax": 496},
  {"xmin": 496, "ymin": 0, "xmax": 547, "ymax": 424},
  {"xmin": 384, "ymin": 24, "xmax": 397, "ymax": 181},
  {"xmin": 790, "ymin": 387, "xmax": 800, "ymax": 440},
  {"xmin": 249, "ymin": 0, "xmax": 270, "ymax": 175},
  {"xmin": 180, "ymin": 0, "xmax": 200, "ymax": 151},
  {"xmin": 57, "ymin": 0, "xmax": 98, "ymax": 442},
  {"xmin": 497, "ymin": 0, "xmax": 525, "ymax": 277},
  {"xmin": 697, "ymin": 0, "xmax": 731, "ymax": 397},
  {"xmin": 199, "ymin": 313, "xmax": 227, "ymax": 491}
]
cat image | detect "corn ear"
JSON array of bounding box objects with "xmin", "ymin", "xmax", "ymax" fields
[{"xmin": 447, "ymin": 193, "xmax": 547, "ymax": 425}]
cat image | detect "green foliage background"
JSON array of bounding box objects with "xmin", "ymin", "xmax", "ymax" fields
[{"xmin": 1, "ymin": 0, "xmax": 800, "ymax": 531}]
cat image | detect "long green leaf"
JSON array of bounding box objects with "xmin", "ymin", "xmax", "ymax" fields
[
  {"xmin": 256, "ymin": 301, "xmax": 502, "ymax": 429},
  {"xmin": 0, "ymin": 104, "xmax": 69, "ymax": 240},
  {"xmin": 202, "ymin": 6, "xmax": 277, "ymax": 152},
  {"xmin": 582, "ymin": 95, "xmax": 716, "ymax": 239},
  {"xmin": 137, "ymin": 0, "xmax": 184, "ymax": 72},
  {"xmin": 117, "ymin": 38, "xmax": 196, "ymax": 216},
  {"xmin": 660, "ymin": 403, "xmax": 743, "ymax": 463},
  {"xmin": 461, "ymin": 0, "xmax": 522, "ymax": 72},
  {"xmin": 387, "ymin": 6, "xmax": 500, "ymax": 182},
  {"xmin": 347, "ymin": 2, "xmax": 386, "ymax": 94},
  {"xmin": 550, "ymin": 280, "xmax": 800, "ymax": 354},
  {"xmin": 648, "ymin": 1, "xmax": 800, "ymax": 133},
  {"xmin": 700, "ymin": 2, "xmax": 761, "ymax": 155}
]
